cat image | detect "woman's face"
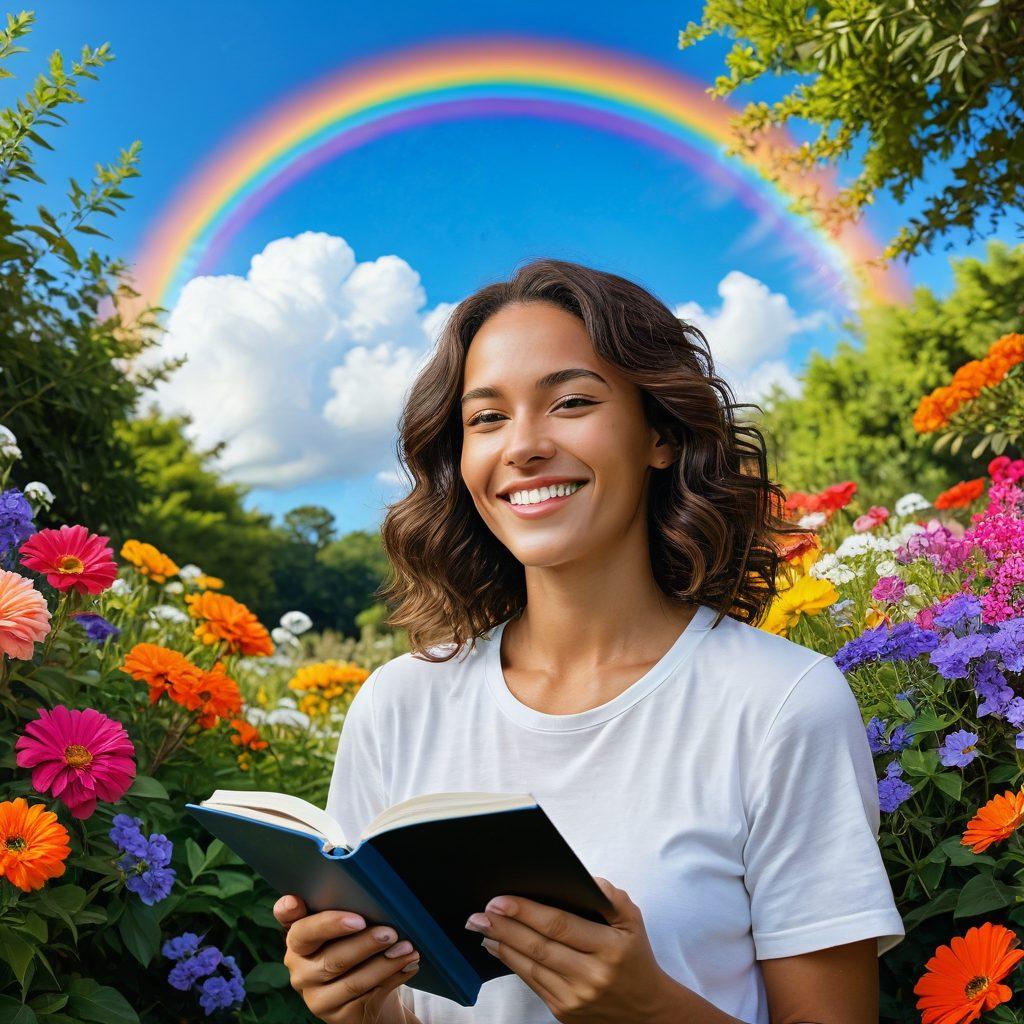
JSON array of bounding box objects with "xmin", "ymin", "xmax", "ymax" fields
[{"xmin": 460, "ymin": 300, "xmax": 669, "ymax": 569}]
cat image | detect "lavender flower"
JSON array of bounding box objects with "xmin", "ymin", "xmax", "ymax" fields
[
  {"xmin": 72, "ymin": 612, "xmax": 121, "ymax": 643},
  {"xmin": 110, "ymin": 816, "xmax": 176, "ymax": 906},
  {"xmin": 878, "ymin": 760, "xmax": 913, "ymax": 813},
  {"xmin": 163, "ymin": 935, "xmax": 245, "ymax": 1015},
  {"xmin": 0, "ymin": 488, "xmax": 35, "ymax": 567},
  {"xmin": 866, "ymin": 717, "xmax": 914, "ymax": 755},
  {"xmin": 937, "ymin": 729, "xmax": 980, "ymax": 768}
]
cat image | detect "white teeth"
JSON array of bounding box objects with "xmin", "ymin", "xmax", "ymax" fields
[{"xmin": 508, "ymin": 482, "xmax": 584, "ymax": 506}]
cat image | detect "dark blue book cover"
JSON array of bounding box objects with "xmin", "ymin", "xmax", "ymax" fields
[{"xmin": 186, "ymin": 795, "xmax": 614, "ymax": 1007}]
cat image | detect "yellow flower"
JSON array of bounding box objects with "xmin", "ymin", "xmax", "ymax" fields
[
  {"xmin": 196, "ymin": 574, "xmax": 224, "ymax": 590},
  {"xmin": 255, "ymin": 686, "xmax": 269, "ymax": 707},
  {"xmin": 760, "ymin": 574, "xmax": 839, "ymax": 637},
  {"xmin": 289, "ymin": 661, "xmax": 370, "ymax": 716},
  {"xmin": 120, "ymin": 540, "xmax": 179, "ymax": 584}
]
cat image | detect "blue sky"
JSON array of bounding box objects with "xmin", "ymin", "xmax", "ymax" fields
[{"xmin": 9, "ymin": 3, "xmax": 995, "ymax": 534}]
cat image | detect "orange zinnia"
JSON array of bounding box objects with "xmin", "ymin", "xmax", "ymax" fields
[
  {"xmin": 168, "ymin": 661, "xmax": 242, "ymax": 728},
  {"xmin": 121, "ymin": 643, "xmax": 204, "ymax": 704},
  {"xmin": 934, "ymin": 478, "xmax": 987, "ymax": 510},
  {"xmin": 0, "ymin": 797, "xmax": 71, "ymax": 891},
  {"xmin": 914, "ymin": 921, "xmax": 1024, "ymax": 1023},
  {"xmin": 185, "ymin": 591, "xmax": 273, "ymax": 656},
  {"xmin": 961, "ymin": 789, "xmax": 1024, "ymax": 854},
  {"xmin": 120, "ymin": 539, "xmax": 179, "ymax": 584},
  {"xmin": 229, "ymin": 719, "xmax": 268, "ymax": 751}
]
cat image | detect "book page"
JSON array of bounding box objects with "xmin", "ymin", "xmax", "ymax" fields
[
  {"xmin": 203, "ymin": 790, "xmax": 349, "ymax": 851},
  {"xmin": 361, "ymin": 791, "xmax": 536, "ymax": 841}
]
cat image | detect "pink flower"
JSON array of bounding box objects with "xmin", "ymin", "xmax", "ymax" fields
[
  {"xmin": 19, "ymin": 525, "xmax": 118, "ymax": 595},
  {"xmin": 0, "ymin": 569, "xmax": 51, "ymax": 660},
  {"xmin": 872, "ymin": 575, "xmax": 907, "ymax": 604},
  {"xmin": 15, "ymin": 706, "xmax": 136, "ymax": 819},
  {"xmin": 853, "ymin": 506, "xmax": 890, "ymax": 532}
]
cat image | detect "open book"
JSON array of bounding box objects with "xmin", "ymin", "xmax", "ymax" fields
[{"xmin": 186, "ymin": 790, "xmax": 614, "ymax": 1007}]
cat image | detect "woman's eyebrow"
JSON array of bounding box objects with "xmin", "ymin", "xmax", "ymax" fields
[{"xmin": 461, "ymin": 368, "xmax": 609, "ymax": 406}]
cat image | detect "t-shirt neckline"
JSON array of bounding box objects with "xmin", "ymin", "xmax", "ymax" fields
[{"xmin": 483, "ymin": 604, "xmax": 716, "ymax": 732}]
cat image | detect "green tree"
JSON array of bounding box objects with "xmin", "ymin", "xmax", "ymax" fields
[
  {"xmin": 680, "ymin": 1, "xmax": 1024, "ymax": 261},
  {"xmin": 757, "ymin": 241, "xmax": 1024, "ymax": 504},
  {"xmin": 116, "ymin": 410, "xmax": 278, "ymax": 608},
  {"xmin": 0, "ymin": 11, "xmax": 173, "ymax": 534}
]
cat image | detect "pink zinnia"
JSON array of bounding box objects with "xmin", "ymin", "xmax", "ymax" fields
[
  {"xmin": 19, "ymin": 525, "xmax": 118, "ymax": 595},
  {"xmin": 15, "ymin": 706, "xmax": 136, "ymax": 819},
  {"xmin": 0, "ymin": 569, "xmax": 51, "ymax": 660}
]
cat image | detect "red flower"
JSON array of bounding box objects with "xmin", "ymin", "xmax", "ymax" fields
[{"xmin": 19, "ymin": 525, "xmax": 118, "ymax": 595}]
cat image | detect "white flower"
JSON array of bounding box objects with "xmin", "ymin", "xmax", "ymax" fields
[
  {"xmin": 266, "ymin": 708, "xmax": 311, "ymax": 729},
  {"xmin": 110, "ymin": 577, "xmax": 132, "ymax": 596},
  {"xmin": 271, "ymin": 626, "xmax": 301, "ymax": 648},
  {"xmin": 148, "ymin": 604, "xmax": 189, "ymax": 624},
  {"xmin": 835, "ymin": 533, "xmax": 888, "ymax": 559},
  {"xmin": 280, "ymin": 610, "xmax": 313, "ymax": 635},
  {"xmin": 0, "ymin": 425, "xmax": 16, "ymax": 447},
  {"xmin": 23, "ymin": 481, "xmax": 55, "ymax": 508},
  {"xmin": 163, "ymin": 581, "xmax": 185, "ymax": 595},
  {"xmin": 1, "ymin": 442, "xmax": 22, "ymax": 461},
  {"xmin": 875, "ymin": 558, "xmax": 899, "ymax": 577},
  {"xmin": 244, "ymin": 707, "xmax": 269, "ymax": 725},
  {"xmin": 904, "ymin": 584, "xmax": 922, "ymax": 597},
  {"xmin": 178, "ymin": 563, "xmax": 204, "ymax": 582},
  {"xmin": 808, "ymin": 552, "xmax": 858, "ymax": 585},
  {"xmin": 236, "ymin": 656, "xmax": 272, "ymax": 677},
  {"xmin": 797, "ymin": 512, "xmax": 827, "ymax": 530},
  {"xmin": 894, "ymin": 492, "xmax": 931, "ymax": 517},
  {"xmin": 277, "ymin": 696, "xmax": 298, "ymax": 709}
]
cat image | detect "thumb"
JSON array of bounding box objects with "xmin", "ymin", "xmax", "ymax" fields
[{"xmin": 273, "ymin": 894, "xmax": 307, "ymax": 929}]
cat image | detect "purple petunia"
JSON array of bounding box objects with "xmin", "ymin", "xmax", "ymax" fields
[
  {"xmin": 71, "ymin": 612, "xmax": 121, "ymax": 643},
  {"xmin": 163, "ymin": 934, "xmax": 245, "ymax": 1016},
  {"xmin": 834, "ymin": 621, "xmax": 939, "ymax": 672},
  {"xmin": 109, "ymin": 815, "xmax": 176, "ymax": 906},
  {"xmin": 0, "ymin": 488, "xmax": 35, "ymax": 568},
  {"xmin": 878, "ymin": 760, "xmax": 913, "ymax": 813},
  {"xmin": 866, "ymin": 716, "xmax": 913, "ymax": 756},
  {"xmin": 937, "ymin": 729, "xmax": 980, "ymax": 768}
]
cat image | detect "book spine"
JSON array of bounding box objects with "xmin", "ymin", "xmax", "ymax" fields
[{"xmin": 352, "ymin": 843, "xmax": 480, "ymax": 1005}]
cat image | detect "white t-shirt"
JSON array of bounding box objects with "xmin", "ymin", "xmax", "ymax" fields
[{"xmin": 325, "ymin": 603, "xmax": 905, "ymax": 1024}]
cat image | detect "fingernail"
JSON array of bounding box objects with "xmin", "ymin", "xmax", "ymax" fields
[
  {"xmin": 464, "ymin": 913, "xmax": 490, "ymax": 932},
  {"xmin": 373, "ymin": 927, "xmax": 397, "ymax": 944},
  {"xmin": 481, "ymin": 937, "xmax": 499, "ymax": 955},
  {"xmin": 401, "ymin": 959, "xmax": 420, "ymax": 972},
  {"xmin": 486, "ymin": 897, "xmax": 512, "ymax": 915},
  {"xmin": 342, "ymin": 914, "xmax": 366, "ymax": 929},
  {"xmin": 278, "ymin": 896, "xmax": 296, "ymax": 912},
  {"xmin": 385, "ymin": 940, "xmax": 413, "ymax": 958}
]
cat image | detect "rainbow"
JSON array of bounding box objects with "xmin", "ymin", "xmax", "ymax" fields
[{"xmin": 133, "ymin": 36, "xmax": 910, "ymax": 312}]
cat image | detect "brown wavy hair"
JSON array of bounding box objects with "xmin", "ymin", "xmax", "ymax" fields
[{"xmin": 376, "ymin": 257, "xmax": 806, "ymax": 661}]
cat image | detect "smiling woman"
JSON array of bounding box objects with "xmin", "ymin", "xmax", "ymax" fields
[{"xmin": 273, "ymin": 258, "xmax": 905, "ymax": 1024}]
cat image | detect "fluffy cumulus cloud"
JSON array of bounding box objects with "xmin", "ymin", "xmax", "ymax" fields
[
  {"xmin": 148, "ymin": 235, "xmax": 823, "ymax": 494},
  {"xmin": 674, "ymin": 270, "xmax": 827, "ymax": 406},
  {"xmin": 145, "ymin": 232, "xmax": 453, "ymax": 489}
]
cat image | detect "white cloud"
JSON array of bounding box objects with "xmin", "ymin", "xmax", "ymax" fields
[{"xmin": 144, "ymin": 232, "xmax": 448, "ymax": 489}]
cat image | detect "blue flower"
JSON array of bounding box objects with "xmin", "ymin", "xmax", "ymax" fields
[
  {"xmin": 0, "ymin": 488, "xmax": 35, "ymax": 567},
  {"xmin": 163, "ymin": 935, "xmax": 245, "ymax": 1015},
  {"xmin": 878, "ymin": 760, "xmax": 913, "ymax": 812},
  {"xmin": 162, "ymin": 932, "xmax": 201, "ymax": 961},
  {"xmin": 111, "ymin": 817, "xmax": 176, "ymax": 905},
  {"xmin": 71, "ymin": 612, "xmax": 121, "ymax": 643},
  {"xmin": 937, "ymin": 729, "xmax": 980, "ymax": 768}
]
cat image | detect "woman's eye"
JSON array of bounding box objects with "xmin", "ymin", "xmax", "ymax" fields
[{"xmin": 467, "ymin": 396, "xmax": 594, "ymax": 428}]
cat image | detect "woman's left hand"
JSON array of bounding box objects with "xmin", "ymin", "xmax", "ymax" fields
[{"xmin": 464, "ymin": 876, "xmax": 677, "ymax": 1024}]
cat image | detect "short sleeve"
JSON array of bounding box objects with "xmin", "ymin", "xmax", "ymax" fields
[
  {"xmin": 741, "ymin": 655, "xmax": 906, "ymax": 960},
  {"xmin": 325, "ymin": 664, "xmax": 389, "ymax": 845}
]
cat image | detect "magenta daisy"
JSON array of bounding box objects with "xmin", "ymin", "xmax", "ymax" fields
[
  {"xmin": 15, "ymin": 706, "xmax": 137, "ymax": 819},
  {"xmin": 18, "ymin": 525, "xmax": 118, "ymax": 595}
]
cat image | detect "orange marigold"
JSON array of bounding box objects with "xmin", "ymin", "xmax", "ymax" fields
[
  {"xmin": 184, "ymin": 591, "xmax": 273, "ymax": 656},
  {"xmin": 934, "ymin": 478, "xmax": 987, "ymax": 510},
  {"xmin": 229, "ymin": 719, "xmax": 268, "ymax": 751},
  {"xmin": 195, "ymin": 573, "xmax": 224, "ymax": 590},
  {"xmin": 121, "ymin": 642, "xmax": 204, "ymax": 704},
  {"xmin": 120, "ymin": 539, "xmax": 180, "ymax": 584},
  {"xmin": 913, "ymin": 921, "xmax": 1024, "ymax": 1023},
  {"xmin": 289, "ymin": 661, "xmax": 369, "ymax": 717},
  {"xmin": 0, "ymin": 797, "xmax": 71, "ymax": 891},
  {"xmin": 168, "ymin": 661, "xmax": 242, "ymax": 728},
  {"xmin": 961, "ymin": 789, "xmax": 1024, "ymax": 854}
]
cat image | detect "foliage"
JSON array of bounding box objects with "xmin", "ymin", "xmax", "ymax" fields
[
  {"xmin": 679, "ymin": 0, "xmax": 1024, "ymax": 261},
  {"xmin": 757, "ymin": 242, "xmax": 1024, "ymax": 505},
  {"xmin": 0, "ymin": 10, "xmax": 176, "ymax": 537}
]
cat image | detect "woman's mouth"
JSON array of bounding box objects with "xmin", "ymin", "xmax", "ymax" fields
[{"xmin": 500, "ymin": 482, "xmax": 588, "ymax": 518}]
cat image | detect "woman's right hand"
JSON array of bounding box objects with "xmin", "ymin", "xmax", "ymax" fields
[{"xmin": 274, "ymin": 894, "xmax": 420, "ymax": 1024}]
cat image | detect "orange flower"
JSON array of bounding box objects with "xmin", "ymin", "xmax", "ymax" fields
[
  {"xmin": 934, "ymin": 478, "xmax": 987, "ymax": 510},
  {"xmin": 168, "ymin": 661, "xmax": 242, "ymax": 728},
  {"xmin": 120, "ymin": 540, "xmax": 179, "ymax": 584},
  {"xmin": 229, "ymin": 719, "xmax": 268, "ymax": 751},
  {"xmin": 961, "ymin": 789, "xmax": 1024, "ymax": 854},
  {"xmin": 0, "ymin": 568, "xmax": 51, "ymax": 660},
  {"xmin": 121, "ymin": 643, "xmax": 204, "ymax": 704},
  {"xmin": 195, "ymin": 574, "xmax": 224, "ymax": 590},
  {"xmin": 914, "ymin": 921, "xmax": 1024, "ymax": 1023},
  {"xmin": 0, "ymin": 797, "xmax": 71, "ymax": 891},
  {"xmin": 185, "ymin": 591, "xmax": 273, "ymax": 656}
]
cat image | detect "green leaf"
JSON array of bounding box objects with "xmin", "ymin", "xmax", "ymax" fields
[
  {"xmin": 0, "ymin": 927, "xmax": 36, "ymax": 989},
  {"xmin": 0, "ymin": 995, "xmax": 38, "ymax": 1024},
  {"xmin": 901, "ymin": 748, "xmax": 940, "ymax": 777},
  {"xmin": 27, "ymin": 992, "xmax": 67, "ymax": 1015},
  {"xmin": 243, "ymin": 961, "xmax": 290, "ymax": 994},
  {"xmin": 954, "ymin": 872, "xmax": 1016, "ymax": 917},
  {"xmin": 66, "ymin": 980, "xmax": 138, "ymax": 1024},
  {"xmin": 126, "ymin": 775, "xmax": 168, "ymax": 800},
  {"xmin": 932, "ymin": 772, "xmax": 962, "ymax": 802},
  {"xmin": 908, "ymin": 711, "xmax": 954, "ymax": 736},
  {"xmin": 188, "ymin": 838, "xmax": 240, "ymax": 881},
  {"xmin": 901, "ymin": 888, "xmax": 958, "ymax": 931},
  {"xmin": 117, "ymin": 901, "xmax": 161, "ymax": 968}
]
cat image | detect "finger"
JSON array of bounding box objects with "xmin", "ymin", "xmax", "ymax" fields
[
  {"xmin": 294, "ymin": 926, "xmax": 404, "ymax": 987},
  {"xmin": 482, "ymin": 895, "xmax": 606, "ymax": 952},
  {"xmin": 304, "ymin": 948, "xmax": 421, "ymax": 1019},
  {"xmin": 478, "ymin": 935, "xmax": 566, "ymax": 1009},
  {"xmin": 273, "ymin": 894, "xmax": 308, "ymax": 929},
  {"xmin": 287, "ymin": 909, "xmax": 368, "ymax": 957},
  {"xmin": 592, "ymin": 877, "xmax": 639, "ymax": 926},
  {"xmin": 471, "ymin": 911, "xmax": 586, "ymax": 980}
]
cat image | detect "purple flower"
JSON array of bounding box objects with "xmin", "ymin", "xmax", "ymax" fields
[
  {"xmin": 866, "ymin": 717, "xmax": 913, "ymax": 755},
  {"xmin": 878, "ymin": 760, "xmax": 913, "ymax": 812},
  {"xmin": 163, "ymin": 935, "xmax": 244, "ymax": 1015},
  {"xmin": 834, "ymin": 624, "xmax": 889, "ymax": 671},
  {"xmin": 146, "ymin": 833, "xmax": 173, "ymax": 869},
  {"xmin": 932, "ymin": 593, "xmax": 983, "ymax": 633},
  {"xmin": 109, "ymin": 814, "xmax": 148, "ymax": 858},
  {"xmin": 71, "ymin": 612, "xmax": 121, "ymax": 643},
  {"xmin": 112, "ymin": 818, "xmax": 176, "ymax": 905},
  {"xmin": 872, "ymin": 576, "xmax": 906, "ymax": 604},
  {"xmin": 929, "ymin": 632, "xmax": 991, "ymax": 680},
  {"xmin": 835, "ymin": 621, "xmax": 938, "ymax": 671},
  {"xmin": 167, "ymin": 944, "xmax": 222, "ymax": 991},
  {"xmin": 0, "ymin": 488, "xmax": 35, "ymax": 567},
  {"xmin": 988, "ymin": 618, "xmax": 1024, "ymax": 674},
  {"xmin": 126, "ymin": 865, "xmax": 176, "ymax": 906},
  {"xmin": 937, "ymin": 729, "xmax": 980, "ymax": 768}
]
